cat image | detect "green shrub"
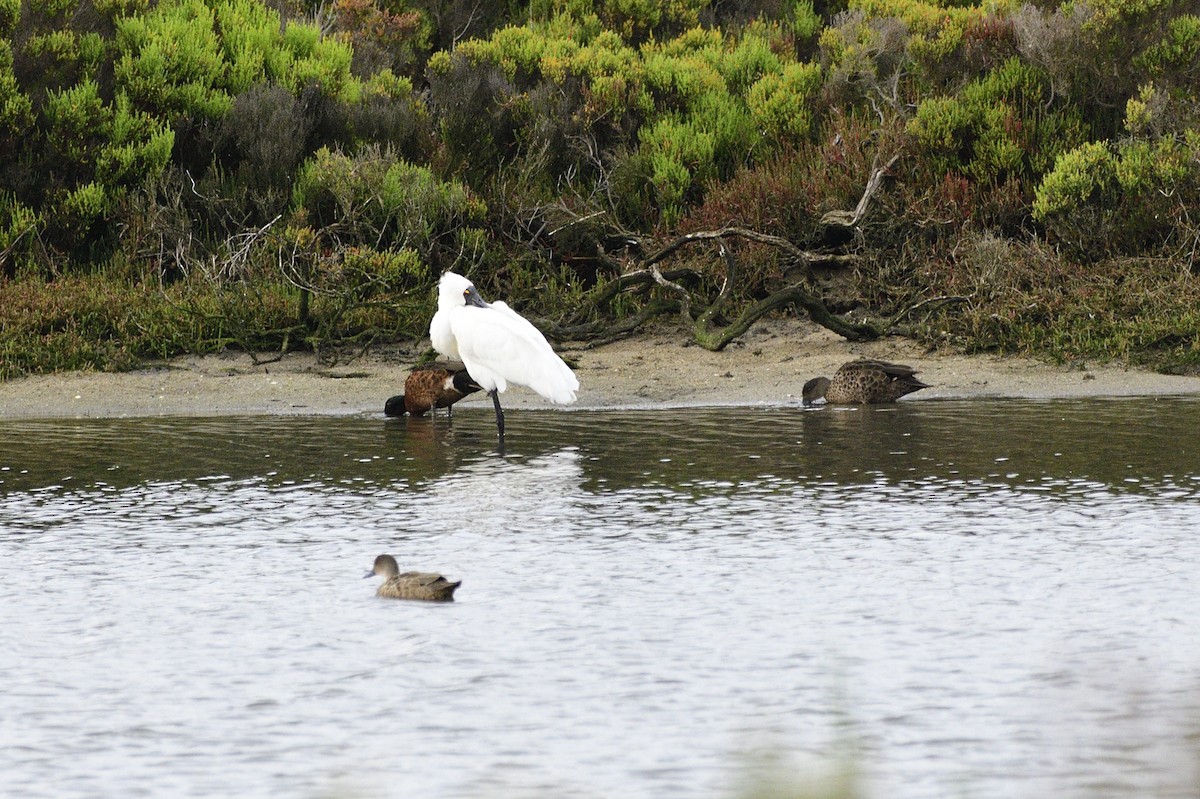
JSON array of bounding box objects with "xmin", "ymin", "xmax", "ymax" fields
[
  {"xmin": 291, "ymin": 146, "xmax": 487, "ymax": 270},
  {"xmin": 431, "ymin": 14, "xmax": 830, "ymax": 225},
  {"xmin": 908, "ymin": 57, "xmax": 1086, "ymax": 190},
  {"xmin": 115, "ymin": 0, "xmax": 362, "ymax": 121},
  {"xmin": 1135, "ymin": 14, "xmax": 1200, "ymax": 78},
  {"xmin": 44, "ymin": 80, "xmax": 173, "ymax": 189},
  {"xmin": 0, "ymin": 40, "xmax": 33, "ymax": 149},
  {"xmin": 790, "ymin": 0, "xmax": 821, "ymax": 41},
  {"xmin": 1033, "ymin": 133, "xmax": 1200, "ymax": 259},
  {"xmin": 717, "ymin": 25, "xmax": 784, "ymax": 94},
  {"xmin": 545, "ymin": 0, "xmax": 707, "ymax": 43},
  {"xmin": 1031, "ymin": 140, "xmax": 1116, "ymax": 221},
  {"xmin": 27, "ymin": 0, "xmax": 77, "ymax": 21},
  {"xmin": 747, "ymin": 60, "xmax": 822, "ymax": 143},
  {"xmin": 20, "ymin": 77, "xmax": 173, "ymax": 258},
  {"xmin": 44, "ymin": 80, "xmax": 109, "ymax": 163},
  {"xmin": 639, "ymin": 117, "xmax": 712, "ymax": 225},
  {"xmin": 847, "ymin": 0, "xmax": 1010, "ymax": 66},
  {"xmin": 322, "ymin": 244, "xmax": 425, "ymax": 302},
  {"xmin": 91, "ymin": 0, "xmax": 152, "ymax": 18},
  {"xmin": 99, "ymin": 94, "xmax": 175, "ymax": 184},
  {"xmin": 115, "ymin": 0, "xmax": 233, "ymax": 118},
  {"xmin": 21, "ymin": 30, "xmax": 107, "ymax": 90},
  {"xmin": 0, "ymin": 0, "xmax": 19, "ymax": 35},
  {"xmin": 0, "ymin": 193, "xmax": 42, "ymax": 273}
]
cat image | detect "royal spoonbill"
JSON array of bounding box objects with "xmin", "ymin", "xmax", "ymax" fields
[
  {"xmin": 364, "ymin": 554, "xmax": 461, "ymax": 601},
  {"xmin": 384, "ymin": 361, "xmax": 482, "ymax": 417},
  {"xmin": 802, "ymin": 359, "xmax": 930, "ymax": 405},
  {"xmin": 430, "ymin": 271, "xmax": 579, "ymax": 451}
]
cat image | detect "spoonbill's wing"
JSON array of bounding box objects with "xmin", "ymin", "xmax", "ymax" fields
[
  {"xmin": 451, "ymin": 304, "xmax": 578, "ymax": 404},
  {"xmin": 429, "ymin": 306, "xmax": 460, "ymax": 360}
]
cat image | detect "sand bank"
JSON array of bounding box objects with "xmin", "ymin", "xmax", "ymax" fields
[{"xmin": 2, "ymin": 321, "xmax": 1198, "ymax": 419}]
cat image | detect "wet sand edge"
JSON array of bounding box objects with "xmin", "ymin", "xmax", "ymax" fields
[{"xmin": 2, "ymin": 320, "xmax": 1199, "ymax": 419}]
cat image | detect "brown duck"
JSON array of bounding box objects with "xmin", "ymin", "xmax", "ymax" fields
[
  {"xmin": 364, "ymin": 554, "xmax": 461, "ymax": 601},
  {"xmin": 384, "ymin": 361, "xmax": 481, "ymax": 417},
  {"xmin": 802, "ymin": 359, "xmax": 930, "ymax": 405}
]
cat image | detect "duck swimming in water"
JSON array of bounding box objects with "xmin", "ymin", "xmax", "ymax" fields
[
  {"xmin": 364, "ymin": 554, "xmax": 461, "ymax": 601},
  {"xmin": 802, "ymin": 359, "xmax": 929, "ymax": 405}
]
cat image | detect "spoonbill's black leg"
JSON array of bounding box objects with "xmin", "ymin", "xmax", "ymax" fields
[{"xmin": 490, "ymin": 389, "xmax": 506, "ymax": 454}]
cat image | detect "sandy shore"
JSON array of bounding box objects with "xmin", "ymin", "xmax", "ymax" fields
[{"xmin": 2, "ymin": 320, "xmax": 1199, "ymax": 419}]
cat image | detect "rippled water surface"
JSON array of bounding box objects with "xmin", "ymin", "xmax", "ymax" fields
[{"xmin": 2, "ymin": 399, "xmax": 1199, "ymax": 798}]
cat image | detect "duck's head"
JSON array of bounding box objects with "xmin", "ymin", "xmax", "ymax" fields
[
  {"xmin": 383, "ymin": 395, "xmax": 407, "ymax": 416},
  {"xmin": 438, "ymin": 271, "xmax": 489, "ymax": 310},
  {"xmin": 365, "ymin": 554, "xmax": 400, "ymax": 579},
  {"xmin": 451, "ymin": 370, "xmax": 483, "ymax": 395},
  {"xmin": 801, "ymin": 376, "xmax": 830, "ymax": 406}
]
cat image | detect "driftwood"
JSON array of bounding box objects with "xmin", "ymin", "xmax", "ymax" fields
[
  {"xmin": 542, "ymin": 226, "xmax": 878, "ymax": 350},
  {"xmin": 535, "ymin": 151, "xmax": 907, "ymax": 347},
  {"xmin": 691, "ymin": 243, "xmax": 877, "ymax": 351},
  {"xmin": 543, "ymin": 154, "xmax": 901, "ymax": 350},
  {"xmin": 819, "ymin": 154, "xmax": 899, "ymax": 229}
]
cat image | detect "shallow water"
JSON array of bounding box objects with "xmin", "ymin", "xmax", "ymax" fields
[{"xmin": 1, "ymin": 398, "xmax": 1199, "ymax": 798}]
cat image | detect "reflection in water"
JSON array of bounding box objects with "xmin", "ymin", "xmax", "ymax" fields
[{"xmin": 1, "ymin": 398, "xmax": 1199, "ymax": 798}]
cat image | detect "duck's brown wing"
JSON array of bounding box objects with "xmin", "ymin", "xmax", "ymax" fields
[
  {"xmin": 402, "ymin": 370, "xmax": 448, "ymax": 415},
  {"xmin": 842, "ymin": 359, "xmax": 919, "ymax": 379},
  {"xmin": 397, "ymin": 571, "xmax": 453, "ymax": 587},
  {"xmin": 411, "ymin": 360, "xmax": 467, "ymax": 373},
  {"xmin": 861, "ymin": 359, "xmax": 930, "ymax": 397}
]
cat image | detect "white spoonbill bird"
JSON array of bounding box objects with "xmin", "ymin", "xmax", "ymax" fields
[{"xmin": 430, "ymin": 271, "xmax": 579, "ymax": 451}]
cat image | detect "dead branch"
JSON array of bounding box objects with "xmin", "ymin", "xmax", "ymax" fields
[
  {"xmin": 540, "ymin": 154, "xmax": 909, "ymax": 349},
  {"xmin": 546, "ymin": 299, "xmax": 680, "ymax": 346},
  {"xmin": 695, "ymin": 285, "xmax": 880, "ymax": 351},
  {"xmin": 819, "ymin": 153, "xmax": 900, "ymax": 230},
  {"xmin": 643, "ymin": 225, "xmax": 825, "ymax": 282},
  {"xmin": 691, "ymin": 242, "xmax": 878, "ymax": 351},
  {"xmin": 553, "ymin": 226, "xmax": 885, "ymax": 349},
  {"xmin": 887, "ymin": 294, "xmax": 971, "ymax": 327},
  {"xmin": 650, "ymin": 263, "xmax": 692, "ymax": 322}
]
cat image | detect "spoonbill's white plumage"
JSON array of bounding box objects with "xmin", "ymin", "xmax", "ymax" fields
[{"xmin": 430, "ymin": 272, "xmax": 579, "ymax": 451}]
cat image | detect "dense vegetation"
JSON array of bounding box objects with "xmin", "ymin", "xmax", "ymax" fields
[{"xmin": 1, "ymin": 0, "xmax": 1198, "ymax": 377}]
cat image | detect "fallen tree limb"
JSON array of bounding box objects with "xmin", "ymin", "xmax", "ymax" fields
[
  {"xmin": 543, "ymin": 299, "xmax": 679, "ymax": 344},
  {"xmin": 886, "ymin": 294, "xmax": 971, "ymax": 328},
  {"xmin": 692, "ymin": 243, "xmax": 879, "ymax": 350},
  {"xmin": 694, "ymin": 285, "xmax": 880, "ymax": 350},
  {"xmin": 819, "ymin": 154, "xmax": 900, "ymax": 229},
  {"xmin": 643, "ymin": 225, "xmax": 827, "ymax": 282},
  {"xmin": 542, "ymin": 154, "xmax": 904, "ymax": 348}
]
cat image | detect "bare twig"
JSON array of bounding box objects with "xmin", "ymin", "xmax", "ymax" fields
[
  {"xmin": 649, "ymin": 263, "xmax": 693, "ymax": 322},
  {"xmin": 547, "ymin": 299, "xmax": 680, "ymax": 346},
  {"xmin": 819, "ymin": 153, "xmax": 900, "ymax": 229},
  {"xmin": 887, "ymin": 294, "xmax": 971, "ymax": 326},
  {"xmin": 547, "ymin": 210, "xmax": 606, "ymax": 238}
]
